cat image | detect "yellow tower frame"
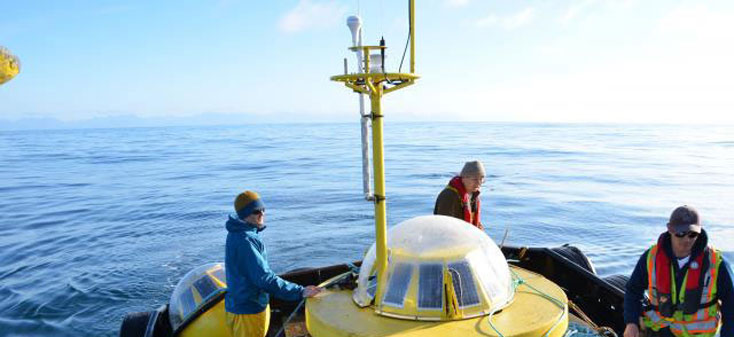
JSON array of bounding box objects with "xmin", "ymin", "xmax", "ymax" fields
[{"xmin": 330, "ymin": 0, "xmax": 419, "ymax": 307}]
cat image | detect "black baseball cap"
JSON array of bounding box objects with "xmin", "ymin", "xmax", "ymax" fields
[{"xmin": 668, "ymin": 205, "xmax": 702, "ymax": 234}]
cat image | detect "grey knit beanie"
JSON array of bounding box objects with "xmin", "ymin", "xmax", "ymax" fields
[{"xmin": 460, "ymin": 160, "xmax": 486, "ymax": 177}]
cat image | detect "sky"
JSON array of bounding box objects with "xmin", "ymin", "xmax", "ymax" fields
[{"xmin": 1, "ymin": 0, "xmax": 734, "ymax": 128}]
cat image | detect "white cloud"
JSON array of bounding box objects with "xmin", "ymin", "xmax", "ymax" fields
[
  {"xmin": 411, "ymin": 65, "xmax": 734, "ymax": 124},
  {"xmin": 652, "ymin": 4, "xmax": 734, "ymax": 79},
  {"xmin": 445, "ymin": 0, "xmax": 470, "ymax": 8},
  {"xmin": 476, "ymin": 7, "xmax": 535, "ymax": 30},
  {"xmin": 559, "ymin": 0, "xmax": 596, "ymax": 24},
  {"xmin": 439, "ymin": 3, "xmax": 734, "ymax": 124},
  {"xmin": 278, "ymin": 0, "xmax": 348, "ymax": 34},
  {"xmin": 558, "ymin": 0, "xmax": 641, "ymax": 24},
  {"xmin": 415, "ymin": 47, "xmax": 734, "ymax": 124},
  {"xmin": 504, "ymin": 7, "xmax": 536, "ymax": 30},
  {"xmin": 475, "ymin": 14, "xmax": 498, "ymax": 28},
  {"xmin": 402, "ymin": 2, "xmax": 734, "ymax": 125},
  {"xmin": 656, "ymin": 4, "xmax": 734, "ymax": 40}
]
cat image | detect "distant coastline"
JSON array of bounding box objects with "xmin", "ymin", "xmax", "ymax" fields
[
  {"xmin": 2, "ymin": 114, "xmax": 730, "ymax": 131},
  {"xmin": 0, "ymin": 113, "xmax": 351, "ymax": 131}
]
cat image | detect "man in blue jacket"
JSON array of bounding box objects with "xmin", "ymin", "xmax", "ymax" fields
[
  {"xmin": 623, "ymin": 205, "xmax": 734, "ymax": 337},
  {"xmin": 225, "ymin": 190, "xmax": 322, "ymax": 337}
]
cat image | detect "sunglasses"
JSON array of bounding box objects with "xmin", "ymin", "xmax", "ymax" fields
[
  {"xmin": 674, "ymin": 231, "xmax": 699, "ymax": 239},
  {"xmin": 253, "ymin": 209, "xmax": 265, "ymax": 215}
]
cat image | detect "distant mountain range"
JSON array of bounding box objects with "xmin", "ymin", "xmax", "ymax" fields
[{"xmin": 0, "ymin": 112, "xmax": 352, "ymax": 131}]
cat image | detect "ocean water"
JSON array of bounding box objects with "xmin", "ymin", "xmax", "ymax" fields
[{"xmin": 0, "ymin": 122, "xmax": 733, "ymax": 336}]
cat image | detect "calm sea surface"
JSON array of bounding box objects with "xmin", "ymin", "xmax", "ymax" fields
[{"xmin": 1, "ymin": 122, "xmax": 733, "ymax": 336}]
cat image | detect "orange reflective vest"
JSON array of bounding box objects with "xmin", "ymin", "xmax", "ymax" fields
[{"xmin": 643, "ymin": 239, "xmax": 723, "ymax": 337}]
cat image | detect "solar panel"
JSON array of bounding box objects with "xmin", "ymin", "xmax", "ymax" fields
[
  {"xmin": 418, "ymin": 263, "xmax": 443, "ymax": 309},
  {"xmin": 449, "ymin": 261, "xmax": 480, "ymax": 307},
  {"xmin": 194, "ymin": 276, "xmax": 218, "ymax": 299},
  {"xmin": 383, "ymin": 263, "xmax": 413, "ymax": 307}
]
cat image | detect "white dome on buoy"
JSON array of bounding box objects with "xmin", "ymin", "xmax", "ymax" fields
[
  {"xmin": 168, "ymin": 263, "xmax": 228, "ymax": 334},
  {"xmin": 353, "ymin": 215, "xmax": 514, "ymax": 320}
]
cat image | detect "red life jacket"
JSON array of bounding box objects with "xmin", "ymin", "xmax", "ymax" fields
[{"xmin": 448, "ymin": 176, "xmax": 482, "ymax": 229}]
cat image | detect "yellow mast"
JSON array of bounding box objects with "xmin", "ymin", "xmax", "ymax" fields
[
  {"xmin": 410, "ymin": 0, "xmax": 415, "ymax": 74},
  {"xmin": 330, "ymin": 0, "xmax": 419, "ymax": 307}
]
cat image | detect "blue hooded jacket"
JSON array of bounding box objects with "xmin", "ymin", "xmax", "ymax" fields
[{"xmin": 224, "ymin": 215, "xmax": 304, "ymax": 314}]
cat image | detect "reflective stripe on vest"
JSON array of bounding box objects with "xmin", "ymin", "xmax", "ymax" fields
[{"xmin": 643, "ymin": 244, "xmax": 722, "ymax": 337}]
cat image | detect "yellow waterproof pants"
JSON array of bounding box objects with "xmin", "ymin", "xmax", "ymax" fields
[{"xmin": 226, "ymin": 305, "xmax": 270, "ymax": 337}]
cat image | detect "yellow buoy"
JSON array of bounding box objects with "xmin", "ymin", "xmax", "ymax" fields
[
  {"xmin": 0, "ymin": 46, "xmax": 21, "ymax": 85},
  {"xmin": 306, "ymin": 216, "xmax": 569, "ymax": 337},
  {"xmin": 307, "ymin": 267, "xmax": 568, "ymax": 337}
]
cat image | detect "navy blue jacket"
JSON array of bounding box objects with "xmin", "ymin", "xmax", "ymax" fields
[
  {"xmin": 623, "ymin": 230, "xmax": 734, "ymax": 336},
  {"xmin": 224, "ymin": 215, "xmax": 304, "ymax": 314}
]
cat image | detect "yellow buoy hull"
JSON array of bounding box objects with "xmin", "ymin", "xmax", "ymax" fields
[
  {"xmin": 178, "ymin": 300, "xmax": 232, "ymax": 337},
  {"xmin": 306, "ymin": 266, "xmax": 568, "ymax": 337}
]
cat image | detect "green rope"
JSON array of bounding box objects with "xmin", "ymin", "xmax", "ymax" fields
[{"xmin": 487, "ymin": 270, "xmax": 568, "ymax": 337}]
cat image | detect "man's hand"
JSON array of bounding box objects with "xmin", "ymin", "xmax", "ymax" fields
[
  {"xmin": 303, "ymin": 285, "xmax": 323, "ymax": 298},
  {"xmin": 623, "ymin": 323, "xmax": 639, "ymax": 337}
]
